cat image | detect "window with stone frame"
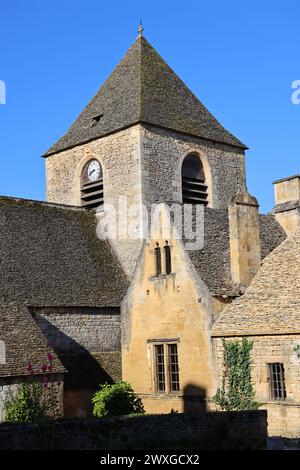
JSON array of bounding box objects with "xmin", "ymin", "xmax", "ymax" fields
[
  {"xmin": 181, "ymin": 153, "xmax": 208, "ymax": 206},
  {"xmin": 268, "ymin": 362, "xmax": 287, "ymax": 401},
  {"xmin": 80, "ymin": 159, "xmax": 104, "ymax": 210},
  {"xmin": 152, "ymin": 342, "xmax": 180, "ymax": 394}
]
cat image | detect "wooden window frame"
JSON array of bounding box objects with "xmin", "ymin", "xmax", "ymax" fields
[
  {"xmin": 151, "ymin": 341, "xmax": 180, "ymax": 395},
  {"xmin": 268, "ymin": 362, "xmax": 287, "ymax": 401},
  {"xmin": 164, "ymin": 243, "xmax": 172, "ymax": 275}
]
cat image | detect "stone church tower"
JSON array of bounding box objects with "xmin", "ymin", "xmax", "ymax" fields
[{"xmin": 44, "ymin": 31, "xmax": 247, "ymax": 276}]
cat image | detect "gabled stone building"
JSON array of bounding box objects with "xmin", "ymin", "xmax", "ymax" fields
[
  {"xmin": 0, "ymin": 198, "xmax": 128, "ymax": 416},
  {"xmin": 0, "ymin": 30, "xmax": 299, "ymax": 436}
]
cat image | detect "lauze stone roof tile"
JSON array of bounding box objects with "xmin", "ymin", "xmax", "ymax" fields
[
  {"xmin": 212, "ymin": 229, "xmax": 300, "ymax": 337},
  {"xmin": 44, "ymin": 36, "xmax": 246, "ymax": 157},
  {"xmin": 0, "ymin": 196, "xmax": 128, "ymax": 308},
  {"xmin": 0, "ymin": 196, "xmax": 129, "ymax": 378},
  {"xmin": 0, "ymin": 303, "xmax": 65, "ymax": 377},
  {"xmin": 184, "ymin": 208, "xmax": 286, "ymax": 297}
]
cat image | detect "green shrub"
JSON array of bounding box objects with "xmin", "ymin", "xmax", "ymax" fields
[
  {"xmin": 92, "ymin": 382, "xmax": 145, "ymax": 418},
  {"xmin": 4, "ymin": 382, "xmax": 49, "ymax": 423},
  {"xmin": 3, "ymin": 349, "xmax": 62, "ymax": 423}
]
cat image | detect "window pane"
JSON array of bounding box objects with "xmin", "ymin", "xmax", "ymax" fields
[
  {"xmin": 168, "ymin": 344, "xmax": 180, "ymax": 392},
  {"xmin": 268, "ymin": 363, "xmax": 286, "ymax": 400},
  {"xmin": 154, "ymin": 247, "xmax": 162, "ymax": 276},
  {"xmin": 155, "ymin": 345, "xmax": 165, "ymax": 392},
  {"xmin": 164, "ymin": 244, "xmax": 172, "ymax": 274}
]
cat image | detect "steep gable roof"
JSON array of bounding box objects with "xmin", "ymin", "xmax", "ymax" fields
[
  {"xmin": 179, "ymin": 208, "xmax": 286, "ymax": 297},
  {"xmin": 212, "ymin": 229, "xmax": 300, "ymax": 337},
  {"xmin": 0, "ymin": 197, "xmax": 128, "ymax": 307},
  {"xmin": 44, "ymin": 35, "xmax": 246, "ymax": 156}
]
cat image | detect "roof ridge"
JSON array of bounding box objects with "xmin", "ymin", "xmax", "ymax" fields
[{"xmin": 138, "ymin": 35, "xmax": 143, "ymax": 121}]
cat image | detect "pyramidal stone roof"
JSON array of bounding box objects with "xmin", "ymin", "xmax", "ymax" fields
[{"xmin": 44, "ymin": 35, "xmax": 246, "ymax": 156}]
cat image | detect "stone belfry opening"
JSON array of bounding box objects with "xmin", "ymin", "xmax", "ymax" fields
[
  {"xmin": 80, "ymin": 159, "xmax": 104, "ymax": 210},
  {"xmin": 181, "ymin": 154, "xmax": 208, "ymax": 206}
]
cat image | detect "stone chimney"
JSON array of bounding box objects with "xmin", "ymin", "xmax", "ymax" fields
[
  {"xmin": 272, "ymin": 175, "xmax": 300, "ymax": 236},
  {"xmin": 228, "ymin": 190, "xmax": 261, "ymax": 292}
]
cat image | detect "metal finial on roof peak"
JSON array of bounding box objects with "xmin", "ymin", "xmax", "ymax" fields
[{"xmin": 138, "ymin": 20, "xmax": 144, "ymax": 36}]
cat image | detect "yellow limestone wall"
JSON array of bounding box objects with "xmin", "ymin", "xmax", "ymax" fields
[
  {"xmin": 273, "ymin": 176, "xmax": 300, "ymax": 236},
  {"xmin": 274, "ymin": 210, "xmax": 300, "ymax": 237},
  {"xmin": 122, "ymin": 206, "xmax": 218, "ymax": 414},
  {"xmin": 228, "ymin": 191, "xmax": 261, "ymax": 290},
  {"xmin": 214, "ymin": 335, "xmax": 300, "ymax": 437},
  {"xmin": 274, "ymin": 176, "xmax": 300, "ymax": 206}
]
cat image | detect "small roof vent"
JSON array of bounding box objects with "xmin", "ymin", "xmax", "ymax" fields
[{"xmin": 91, "ymin": 114, "xmax": 103, "ymax": 127}]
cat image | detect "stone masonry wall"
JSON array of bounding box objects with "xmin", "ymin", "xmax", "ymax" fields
[
  {"xmin": 214, "ymin": 335, "xmax": 300, "ymax": 437},
  {"xmin": 46, "ymin": 124, "xmax": 246, "ymax": 274},
  {"xmin": 33, "ymin": 307, "xmax": 121, "ymax": 354},
  {"xmin": 46, "ymin": 126, "xmax": 141, "ymax": 208},
  {"xmin": 33, "ymin": 307, "xmax": 121, "ymax": 411},
  {"xmin": 0, "ymin": 411, "xmax": 267, "ymax": 450},
  {"xmin": 45, "ymin": 125, "xmax": 143, "ymax": 276},
  {"xmin": 140, "ymin": 124, "xmax": 246, "ymax": 209}
]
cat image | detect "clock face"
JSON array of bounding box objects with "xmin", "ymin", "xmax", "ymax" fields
[{"xmin": 86, "ymin": 160, "xmax": 101, "ymax": 182}]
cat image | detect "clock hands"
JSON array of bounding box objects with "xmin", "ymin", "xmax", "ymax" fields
[{"xmin": 87, "ymin": 161, "xmax": 100, "ymax": 182}]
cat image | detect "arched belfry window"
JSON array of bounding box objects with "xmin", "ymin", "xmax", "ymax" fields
[
  {"xmin": 181, "ymin": 153, "xmax": 208, "ymax": 206},
  {"xmin": 80, "ymin": 159, "xmax": 104, "ymax": 210}
]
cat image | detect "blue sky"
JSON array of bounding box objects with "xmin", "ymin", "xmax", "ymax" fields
[{"xmin": 0, "ymin": 0, "xmax": 299, "ymax": 213}]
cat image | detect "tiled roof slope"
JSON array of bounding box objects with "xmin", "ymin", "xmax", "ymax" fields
[
  {"xmin": 0, "ymin": 303, "xmax": 65, "ymax": 377},
  {"xmin": 212, "ymin": 229, "xmax": 300, "ymax": 337},
  {"xmin": 185, "ymin": 209, "xmax": 286, "ymax": 296},
  {"xmin": 44, "ymin": 36, "xmax": 246, "ymax": 156},
  {"xmin": 0, "ymin": 197, "xmax": 128, "ymax": 307},
  {"xmin": 187, "ymin": 208, "xmax": 235, "ymax": 296}
]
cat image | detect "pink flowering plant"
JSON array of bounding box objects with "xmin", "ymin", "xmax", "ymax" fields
[{"xmin": 3, "ymin": 344, "xmax": 62, "ymax": 423}]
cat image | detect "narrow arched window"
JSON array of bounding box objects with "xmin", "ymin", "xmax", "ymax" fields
[
  {"xmin": 164, "ymin": 241, "xmax": 172, "ymax": 275},
  {"xmin": 181, "ymin": 153, "xmax": 208, "ymax": 206},
  {"xmin": 80, "ymin": 159, "xmax": 104, "ymax": 210},
  {"xmin": 154, "ymin": 243, "xmax": 162, "ymax": 276}
]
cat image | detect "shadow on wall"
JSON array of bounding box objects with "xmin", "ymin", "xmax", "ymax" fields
[
  {"xmin": 183, "ymin": 384, "xmax": 207, "ymax": 414},
  {"xmin": 33, "ymin": 317, "xmax": 116, "ymax": 417}
]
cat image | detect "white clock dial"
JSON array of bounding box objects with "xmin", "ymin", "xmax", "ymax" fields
[{"xmin": 87, "ymin": 160, "xmax": 101, "ymax": 182}]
